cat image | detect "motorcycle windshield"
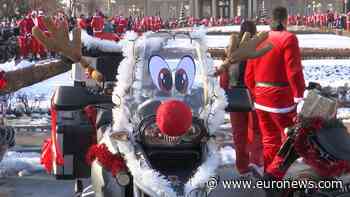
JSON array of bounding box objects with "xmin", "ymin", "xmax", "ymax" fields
[{"xmin": 134, "ymin": 33, "xmax": 208, "ymax": 116}]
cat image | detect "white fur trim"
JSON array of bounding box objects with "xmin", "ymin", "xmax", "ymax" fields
[
  {"xmin": 81, "ymin": 30, "xmax": 123, "ymax": 53},
  {"xmin": 207, "ymin": 86, "xmax": 228, "ymax": 135},
  {"xmin": 254, "ymin": 103, "xmax": 296, "ymax": 113},
  {"xmin": 111, "ymin": 35, "xmax": 138, "ymax": 134},
  {"xmin": 294, "ymin": 97, "xmax": 303, "ymax": 103},
  {"xmin": 185, "ymin": 139, "xmax": 221, "ymax": 194},
  {"xmin": 114, "ymin": 140, "xmax": 177, "ymax": 197}
]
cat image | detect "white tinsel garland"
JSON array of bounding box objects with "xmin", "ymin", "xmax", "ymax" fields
[
  {"xmin": 112, "ymin": 31, "xmax": 138, "ymax": 133},
  {"xmin": 192, "ymin": 27, "xmax": 228, "ymax": 135},
  {"xmin": 184, "ymin": 139, "xmax": 220, "ymax": 194},
  {"xmin": 107, "ymin": 29, "xmax": 225, "ymax": 196},
  {"xmin": 115, "ymin": 140, "xmax": 177, "ymax": 197}
]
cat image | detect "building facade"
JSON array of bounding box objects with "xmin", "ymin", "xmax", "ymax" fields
[{"xmin": 69, "ymin": 0, "xmax": 347, "ymax": 19}]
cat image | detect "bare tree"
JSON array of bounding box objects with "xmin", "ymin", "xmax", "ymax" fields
[
  {"xmin": 86, "ymin": 0, "xmax": 98, "ymax": 16},
  {"xmin": 15, "ymin": 92, "xmax": 31, "ymax": 115},
  {"xmin": 67, "ymin": 0, "xmax": 81, "ymax": 17},
  {"xmin": 27, "ymin": 0, "xmax": 64, "ymax": 15}
]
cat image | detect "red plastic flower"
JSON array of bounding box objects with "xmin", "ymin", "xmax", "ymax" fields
[
  {"xmin": 40, "ymin": 138, "xmax": 53, "ymax": 173},
  {"xmin": 294, "ymin": 118, "xmax": 350, "ymax": 177},
  {"xmin": 86, "ymin": 143, "xmax": 127, "ymax": 176}
]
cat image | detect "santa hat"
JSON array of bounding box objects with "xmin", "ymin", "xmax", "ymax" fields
[
  {"xmin": 156, "ymin": 100, "xmax": 192, "ymax": 137},
  {"xmin": 38, "ymin": 10, "xmax": 44, "ymax": 16}
]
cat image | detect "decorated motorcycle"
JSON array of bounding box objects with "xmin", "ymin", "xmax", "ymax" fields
[
  {"xmin": 276, "ymin": 86, "xmax": 350, "ymax": 197},
  {"xmin": 34, "ymin": 17, "xmax": 271, "ymax": 197}
]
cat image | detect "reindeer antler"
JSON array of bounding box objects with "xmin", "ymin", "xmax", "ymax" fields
[
  {"xmin": 32, "ymin": 17, "xmax": 103, "ymax": 82},
  {"xmin": 214, "ymin": 31, "xmax": 273, "ymax": 76}
]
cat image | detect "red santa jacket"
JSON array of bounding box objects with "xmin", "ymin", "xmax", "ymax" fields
[
  {"xmin": 117, "ymin": 17, "xmax": 127, "ymax": 33},
  {"xmin": 77, "ymin": 18, "xmax": 87, "ymax": 29},
  {"xmin": 245, "ymin": 30, "xmax": 305, "ymax": 113},
  {"xmin": 36, "ymin": 15, "xmax": 48, "ymax": 31},
  {"xmin": 91, "ymin": 16, "xmax": 104, "ymax": 32},
  {"xmin": 25, "ymin": 17, "xmax": 35, "ymax": 35},
  {"xmin": 18, "ymin": 18, "xmax": 28, "ymax": 36}
]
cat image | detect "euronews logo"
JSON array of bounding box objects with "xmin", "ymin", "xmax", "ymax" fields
[{"xmin": 207, "ymin": 177, "xmax": 344, "ymax": 190}]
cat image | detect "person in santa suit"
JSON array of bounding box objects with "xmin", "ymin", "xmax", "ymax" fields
[
  {"xmin": 91, "ymin": 11, "xmax": 104, "ymax": 35},
  {"xmin": 200, "ymin": 18, "xmax": 209, "ymax": 26},
  {"xmin": 149, "ymin": 16, "xmax": 155, "ymax": 32},
  {"xmin": 155, "ymin": 16, "xmax": 162, "ymax": 31},
  {"xmin": 245, "ymin": 6, "xmax": 305, "ymax": 183},
  {"xmin": 18, "ymin": 15, "xmax": 30, "ymax": 59},
  {"xmin": 34, "ymin": 10, "xmax": 48, "ymax": 58},
  {"xmin": 209, "ymin": 16, "xmax": 215, "ymax": 27},
  {"xmin": 187, "ymin": 16, "xmax": 194, "ymax": 27},
  {"xmin": 117, "ymin": 16, "xmax": 127, "ymax": 34},
  {"xmin": 28, "ymin": 11, "xmax": 42, "ymax": 60},
  {"xmin": 219, "ymin": 21, "xmax": 264, "ymax": 178},
  {"xmin": 77, "ymin": 14, "xmax": 87, "ymax": 29}
]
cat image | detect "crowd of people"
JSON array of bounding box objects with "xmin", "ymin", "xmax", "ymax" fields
[
  {"xmin": 286, "ymin": 10, "xmax": 348, "ymax": 29},
  {"xmin": 1, "ymin": 8, "xmax": 350, "ymax": 61}
]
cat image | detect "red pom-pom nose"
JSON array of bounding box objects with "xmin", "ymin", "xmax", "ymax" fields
[{"xmin": 156, "ymin": 100, "xmax": 192, "ymax": 137}]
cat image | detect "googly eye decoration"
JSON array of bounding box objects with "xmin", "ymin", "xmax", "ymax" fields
[
  {"xmin": 175, "ymin": 55, "xmax": 196, "ymax": 94},
  {"xmin": 149, "ymin": 55, "xmax": 173, "ymax": 92}
]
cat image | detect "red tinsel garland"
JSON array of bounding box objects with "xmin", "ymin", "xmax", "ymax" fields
[
  {"xmin": 294, "ymin": 118, "xmax": 350, "ymax": 177},
  {"xmin": 40, "ymin": 138, "xmax": 53, "ymax": 173},
  {"xmin": 0, "ymin": 71, "xmax": 7, "ymax": 90},
  {"xmin": 86, "ymin": 143, "xmax": 127, "ymax": 176}
]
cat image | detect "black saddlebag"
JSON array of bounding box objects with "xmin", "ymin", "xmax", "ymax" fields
[
  {"xmin": 52, "ymin": 109, "xmax": 95, "ymax": 180},
  {"xmin": 50, "ymin": 86, "xmax": 113, "ymax": 180}
]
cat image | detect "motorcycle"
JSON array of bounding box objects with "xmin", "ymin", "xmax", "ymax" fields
[
  {"xmin": 42, "ymin": 30, "xmax": 268, "ymax": 197},
  {"xmin": 276, "ymin": 84, "xmax": 350, "ymax": 197}
]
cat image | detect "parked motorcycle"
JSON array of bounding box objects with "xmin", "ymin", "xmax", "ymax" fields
[{"xmin": 277, "ymin": 85, "xmax": 350, "ymax": 197}]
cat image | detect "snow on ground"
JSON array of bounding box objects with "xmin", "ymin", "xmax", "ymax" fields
[
  {"xmin": 302, "ymin": 59, "xmax": 350, "ymax": 87},
  {"xmin": 0, "ymin": 147, "xmax": 236, "ymax": 178},
  {"xmin": 206, "ymin": 34, "xmax": 350, "ymax": 48},
  {"xmin": 1, "ymin": 60, "xmax": 73, "ymax": 110},
  {"xmin": 177, "ymin": 25, "xmax": 321, "ymax": 34},
  {"xmin": 297, "ymin": 34, "xmax": 350, "ymax": 49},
  {"xmin": 0, "ymin": 151, "xmax": 43, "ymax": 178},
  {"xmin": 1, "ymin": 60, "xmax": 34, "ymax": 71},
  {"xmin": 176, "ymin": 25, "xmax": 271, "ymax": 33},
  {"xmin": 17, "ymin": 70, "xmax": 72, "ymax": 97},
  {"xmin": 338, "ymin": 108, "xmax": 350, "ymax": 120},
  {"xmin": 213, "ymin": 59, "xmax": 350, "ymax": 88}
]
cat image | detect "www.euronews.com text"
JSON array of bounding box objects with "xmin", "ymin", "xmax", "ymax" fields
[{"xmin": 206, "ymin": 177, "xmax": 349, "ymax": 191}]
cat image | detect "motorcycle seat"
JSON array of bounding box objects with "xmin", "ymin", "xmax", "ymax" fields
[{"xmin": 315, "ymin": 122, "xmax": 350, "ymax": 161}]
